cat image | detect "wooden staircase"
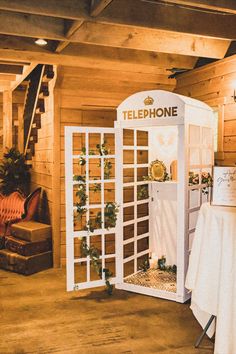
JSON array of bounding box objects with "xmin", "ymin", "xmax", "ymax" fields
[{"xmin": 23, "ymin": 65, "xmax": 54, "ymax": 162}]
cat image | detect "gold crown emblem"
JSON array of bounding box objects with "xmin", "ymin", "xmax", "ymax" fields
[{"xmin": 144, "ymin": 96, "xmax": 154, "ymax": 105}]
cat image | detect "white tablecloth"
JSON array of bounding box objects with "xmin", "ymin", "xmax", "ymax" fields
[{"xmin": 185, "ymin": 202, "xmax": 236, "ymax": 354}]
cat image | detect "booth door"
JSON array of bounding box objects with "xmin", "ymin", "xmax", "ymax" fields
[
  {"xmin": 116, "ymin": 128, "xmax": 150, "ymax": 287},
  {"xmin": 65, "ymin": 126, "xmax": 118, "ymax": 292}
]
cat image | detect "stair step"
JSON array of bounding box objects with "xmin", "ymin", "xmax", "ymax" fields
[
  {"xmin": 35, "ymin": 99, "xmax": 45, "ymax": 114},
  {"xmin": 29, "ymin": 143, "xmax": 35, "ymax": 156},
  {"xmin": 43, "ymin": 65, "xmax": 54, "ymax": 82},
  {"xmin": 39, "ymin": 83, "xmax": 49, "ymax": 98},
  {"xmin": 33, "ymin": 114, "xmax": 41, "ymax": 129},
  {"xmin": 25, "ymin": 160, "xmax": 32, "ymax": 166}
]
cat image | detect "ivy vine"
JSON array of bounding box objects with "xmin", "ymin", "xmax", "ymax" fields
[{"xmin": 81, "ymin": 237, "xmax": 113, "ymax": 295}]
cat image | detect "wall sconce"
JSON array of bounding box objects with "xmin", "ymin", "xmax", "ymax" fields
[
  {"xmin": 232, "ymin": 80, "xmax": 236, "ymax": 102},
  {"xmin": 233, "ymin": 89, "xmax": 236, "ymax": 103}
]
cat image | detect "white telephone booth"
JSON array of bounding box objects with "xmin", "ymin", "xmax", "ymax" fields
[{"xmin": 65, "ymin": 90, "xmax": 214, "ymax": 303}]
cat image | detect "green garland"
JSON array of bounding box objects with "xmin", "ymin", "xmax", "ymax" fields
[
  {"xmin": 80, "ymin": 237, "xmax": 113, "ymax": 295},
  {"xmin": 73, "ymin": 145, "xmax": 118, "ymax": 294}
]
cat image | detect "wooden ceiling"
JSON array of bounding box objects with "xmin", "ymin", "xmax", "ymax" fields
[{"xmin": 0, "ymin": 0, "xmax": 235, "ymax": 92}]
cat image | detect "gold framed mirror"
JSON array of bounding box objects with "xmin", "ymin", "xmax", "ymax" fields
[{"xmin": 149, "ymin": 160, "xmax": 167, "ymax": 181}]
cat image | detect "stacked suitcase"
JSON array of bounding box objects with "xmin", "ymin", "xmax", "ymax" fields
[{"xmin": 0, "ymin": 221, "xmax": 52, "ymax": 275}]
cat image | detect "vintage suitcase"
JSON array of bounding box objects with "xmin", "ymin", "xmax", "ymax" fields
[
  {"xmin": 0, "ymin": 249, "xmax": 52, "ymax": 275},
  {"xmin": 5, "ymin": 235, "xmax": 52, "ymax": 257},
  {"xmin": 11, "ymin": 221, "xmax": 52, "ymax": 242}
]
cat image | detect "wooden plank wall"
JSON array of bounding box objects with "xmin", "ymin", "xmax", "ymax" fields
[
  {"xmin": 0, "ymin": 91, "xmax": 25, "ymax": 158},
  {"xmin": 175, "ymin": 54, "xmax": 236, "ymax": 165},
  {"xmin": 30, "ymin": 76, "xmax": 56, "ymax": 229},
  {"xmin": 0, "ymin": 93, "xmax": 2, "ymax": 158},
  {"xmin": 56, "ymin": 65, "xmax": 175, "ymax": 267}
]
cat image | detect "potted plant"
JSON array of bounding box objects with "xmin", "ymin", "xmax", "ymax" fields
[{"xmin": 0, "ymin": 148, "xmax": 31, "ymax": 196}]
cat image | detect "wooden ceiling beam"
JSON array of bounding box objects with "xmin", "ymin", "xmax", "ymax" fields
[
  {"xmin": 71, "ymin": 22, "xmax": 230, "ymax": 59},
  {"xmin": 11, "ymin": 63, "xmax": 38, "ymax": 91},
  {"xmin": 0, "ymin": 0, "xmax": 89, "ymax": 20},
  {"xmin": 55, "ymin": 20, "xmax": 84, "ymax": 53},
  {"xmin": 0, "ymin": 46, "xmax": 197, "ymax": 74},
  {"xmin": 0, "ymin": 74, "xmax": 16, "ymax": 81},
  {"xmin": 153, "ymin": 0, "xmax": 236, "ymax": 15},
  {"xmin": 100, "ymin": 0, "xmax": 236, "ymax": 40},
  {"xmin": 90, "ymin": 0, "xmax": 114, "ymax": 17},
  {"xmin": 0, "ymin": 11, "xmax": 65, "ymax": 41},
  {"xmin": 0, "ymin": 64, "xmax": 23, "ymax": 74}
]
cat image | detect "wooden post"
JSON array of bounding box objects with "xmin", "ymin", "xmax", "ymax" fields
[
  {"xmin": 52, "ymin": 85, "xmax": 61, "ymax": 268},
  {"xmin": 3, "ymin": 90, "xmax": 12, "ymax": 149},
  {"xmin": 17, "ymin": 105, "xmax": 24, "ymax": 153}
]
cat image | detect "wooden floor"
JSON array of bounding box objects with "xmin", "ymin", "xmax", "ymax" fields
[{"xmin": 0, "ymin": 268, "xmax": 214, "ymax": 354}]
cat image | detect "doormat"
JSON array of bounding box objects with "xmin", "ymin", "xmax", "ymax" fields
[{"xmin": 124, "ymin": 268, "xmax": 176, "ymax": 293}]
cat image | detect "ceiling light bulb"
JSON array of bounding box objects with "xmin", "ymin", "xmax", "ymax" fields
[{"xmin": 35, "ymin": 38, "xmax": 47, "ymax": 46}]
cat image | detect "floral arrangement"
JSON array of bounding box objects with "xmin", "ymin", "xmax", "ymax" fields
[{"xmin": 189, "ymin": 171, "xmax": 212, "ymax": 194}]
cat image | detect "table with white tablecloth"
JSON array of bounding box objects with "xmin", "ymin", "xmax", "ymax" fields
[{"xmin": 185, "ymin": 202, "xmax": 236, "ymax": 354}]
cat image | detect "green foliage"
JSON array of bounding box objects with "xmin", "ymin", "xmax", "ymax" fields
[
  {"xmin": 137, "ymin": 185, "xmax": 149, "ymax": 200},
  {"xmin": 104, "ymin": 202, "xmax": 119, "ymax": 229},
  {"xmin": 81, "ymin": 237, "xmax": 113, "ymax": 295},
  {"xmin": 75, "ymin": 183, "xmax": 87, "ymax": 219},
  {"xmin": 139, "ymin": 259, "xmax": 150, "ymax": 272},
  {"xmin": 90, "ymin": 183, "xmax": 101, "ymax": 193},
  {"xmin": 96, "ymin": 141, "xmax": 112, "ymax": 179},
  {"xmin": 158, "ymin": 256, "xmax": 177, "ymax": 274},
  {"xmin": 0, "ymin": 148, "xmax": 30, "ymax": 196},
  {"xmin": 73, "ymin": 175, "xmax": 86, "ymax": 183},
  {"xmin": 96, "ymin": 141, "xmax": 109, "ymax": 156},
  {"xmin": 85, "ymin": 202, "xmax": 119, "ymax": 232}
]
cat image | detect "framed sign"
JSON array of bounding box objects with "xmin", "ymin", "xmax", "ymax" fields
[{"xmin": 211, "ymin": 166, "xmax": 236, "ymax": 206}]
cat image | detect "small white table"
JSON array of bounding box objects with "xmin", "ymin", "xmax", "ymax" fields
[{"xmin": 185, "ymin": 202, "xmax": 236, "ymax": 354}]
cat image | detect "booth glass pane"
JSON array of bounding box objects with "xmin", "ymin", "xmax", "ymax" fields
[
  {"xmin": 124, "ymin": 242, "xmax": 134, "ymax": 259},
  {"xmin": 202, "ymin": 149, "xmax": 212, "ymax": 165},
  {"xmin": 137, "ymin": 150, "xmax": 148, "ymax": 164},
  {"xmin": 124, "ymin": 224, "xmax": 134, "ymax": 241},
  {"xmin": 104, "ymin": 182, "xmax": 115, "ymax": 203},
  {"xmin": 123, "ymin": 186, "xmax": 134, "ymax": 203},
  {"xmin": 89, "ymin": 158, "xmax": 101, "ymax": 180},
  {"xmin": 74, "ymin": 262, "xmax": 87, "ymax": 284},
  {"xmin": 188, "ymin": 231, "xmax": 195, "ymax": 251},
  {"xmin": 89, "ymin": 183, "xmax": 101, "ymax": 205},
  {"xmin": 72, "ymin": 133, "xmax": 86, "ymax": 155},
  {"xmin": 189, "ymin": 190, "xmax": 200, "ymax": 209},
  {"xmin": 189, "ymin": 125, "xmax": 200, "ymax": 146},
  {"xmin": 137, "ymin": 167, "xmax": 149, "ymax": 181},
  {"xmin": 123, "ymin": 129, "xmax": 134, "ymax": 146},
  {"xmin": 137, "ymin": 220, "xmax": 149, "ymax": 236},
  {"xmin": 137, "ymin": 237, "xmax": 149, "ymax": 253},
  {"xmin": 74, "ymin": 238, "xmax": 83, "ymax": 259},
  {"xmin": 88, "ymin": 133, "xmax": 101, "ymax": 155},
  {"xmin": 104, "ymin": 158, "xmax": 115, "ymax": 180},
  {"xmin": 124, "ymin": 260, "xmax": 134, "ymax": 277},
  {"xmin": 90, "ymin": 235, "xmax": 102, "ymax": 255},
  {"xmin": 73, "ymin": 159, "xmax": 86, "ymax": 177},
  {"xmin": 104, "ymin": 133, "xmax": 115, "ymax": 154},
  {"xmin": 124, "ymin": 206, "xmax": 134, "ymax": 222},
  {"xmin": 137, "ymin": 130, "xmax": 148, "ymax": 146},
  {"xmin": 202, "ymin": 127, "xmax": 212, "ymax": 147},
  {"xmin": 189, "ymin": 210, "xmax": 199, "ymax": 231},
  {"xmin": 137, "ymin": 203, "xmax": 149, "ymax": 218},
  {"xmin": 105, "ymin": 233, "xmax": 115, "ymax": 255},
  {"xmin": 189, "ymin": 148, "xmax": 201, "ymax": 166},
  {"xmin": 105, "ymin": 257, "xmax": 116, "ymax": 277},
  {"xmin": 123, "ymin": 168, "xmax": 134, "ymax": 183},
  {"xmin": 123, "ymin": 150, "xmax": 134, "ymax": 164}
]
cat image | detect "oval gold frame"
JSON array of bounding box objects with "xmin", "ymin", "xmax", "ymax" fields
[{"xmin": 149, "ymin": 160, "xmax": 167, "ymax": 181}]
